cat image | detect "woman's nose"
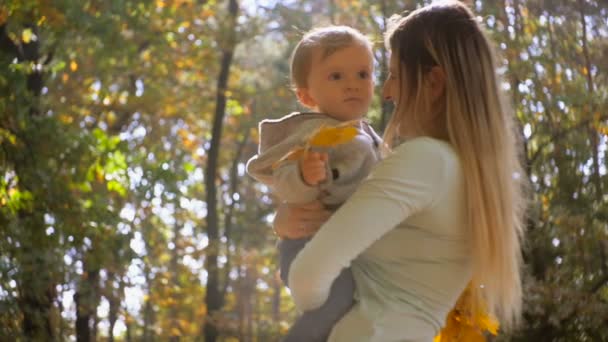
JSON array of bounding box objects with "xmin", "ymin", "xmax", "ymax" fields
[{"xmin": 382, "ymin": 83, "xmax": 392, "ymax": 101}]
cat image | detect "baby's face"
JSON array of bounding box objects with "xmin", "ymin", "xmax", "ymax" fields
[{"xmin": 300, "ymin": 44, "xmax": 374, "ymax": 121}]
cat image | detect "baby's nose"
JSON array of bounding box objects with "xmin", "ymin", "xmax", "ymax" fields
[{"xmin": 346, "ymin": 80, "xmax": 360, "ymax": 91}]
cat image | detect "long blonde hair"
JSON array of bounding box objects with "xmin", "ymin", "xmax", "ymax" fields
[{"xmin": 384, "ymin": 1, "xmax": 526, "ymax": 329}]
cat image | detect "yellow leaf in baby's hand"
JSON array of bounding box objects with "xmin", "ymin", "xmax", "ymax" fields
[
  {"xmin": 271, "ymin": 120, "xmax": 359, "ymax": 170},
  {"xmin": 308, "ymin": 123, "xmax": 358, "ymax": 147}
]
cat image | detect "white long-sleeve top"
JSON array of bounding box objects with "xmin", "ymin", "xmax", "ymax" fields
[{"xmin": 288, "ymin": 137, "xmax": 472, "ymax": 340}]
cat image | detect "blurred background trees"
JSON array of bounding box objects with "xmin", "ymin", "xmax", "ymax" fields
[{"xmin": 0, "ymin": 0, "xmax": 606, "ymax": 341}]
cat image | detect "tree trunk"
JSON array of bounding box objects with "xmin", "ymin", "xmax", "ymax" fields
[
  {"xmin": 272, "ymin": 272, "xmax": 281, "ymax": 341},
  {"xmin": 578, "ymin": 0, "xmax": 602, "ymax": 203},
  {"xmin": 221, "ymin": 126, "xmax": 250, "ymax": 297},
  {"xmin": 245, "ymin": 265, "xmax": 255, "ymax": 342},
  {"xmin": 75, "ymin": 267, "xmax": 99, "ymax": 342},
  {"xmin": 202, "ymin": 0, "xmax": 239, "ymax": 341},
  {"xmin": 126, "ymin": 317, "xmax": 133, "ymax": 342},
  {"xmin": 143, "ymin": 261, "xmax": 155, "ymax": 342},
  {"xmin": 4, "ymin": 21, "xmax": 57, "ymax": 340},
  {"xmin": 107, "ymin": 271, "xmax": 121, "ymax": 342},
  {"xmin": 170, "ymin": 216, "xmax": 181, "ymax": 342},
  {"xmin": 20, "ymin": 270, "xmax": 56, "ymax": 341}
]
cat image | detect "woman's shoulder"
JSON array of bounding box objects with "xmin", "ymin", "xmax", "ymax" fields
[{"xmin": 393, "ymin": 137, "xmax": 458, "ymax": 162}]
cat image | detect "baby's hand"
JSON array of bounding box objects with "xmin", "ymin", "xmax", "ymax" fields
[{"xmin": 299, "ymin": 151, "xmax": 328, "ymax": 186}]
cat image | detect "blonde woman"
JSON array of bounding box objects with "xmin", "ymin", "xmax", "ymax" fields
[{"xmin": 274, "ymin": 1, "xmax": 526, "ymax": 341}]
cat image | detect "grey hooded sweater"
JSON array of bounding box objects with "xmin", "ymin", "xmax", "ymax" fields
[{"xmin": 246, "ymin": 112, "xmax": 382, "ymax": 207}]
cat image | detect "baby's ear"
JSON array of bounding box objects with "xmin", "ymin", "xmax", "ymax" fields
[{"xmin": 296, "ymin": 88, "xmax": 316, "ymax": 109}]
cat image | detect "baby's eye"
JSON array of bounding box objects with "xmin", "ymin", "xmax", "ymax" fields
[
  {"xmin": 329, "ymin": 72, "xmax": 342, "ymax": 81},
  {"xmin": 358, "ymin": 71, "xmax": 370, "ymax": 79}
]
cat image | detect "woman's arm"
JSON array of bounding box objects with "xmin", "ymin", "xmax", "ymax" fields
[{"xmin": 288, "ymin": 138, "xmax": 448, "ymax": 311}]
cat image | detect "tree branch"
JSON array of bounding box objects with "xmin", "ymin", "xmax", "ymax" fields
[
  {"xmin": 528, "ymin": 113, "xmax": 608, "ymax": 166},
  {"xmin": 220, "ymin": 124, "xmax": 251, "ymax": 300},
  {"xmin": 591, "ymin": 273, "xmax": 608, "ymax": 294},
  {"xmin": 0, "ymin": 24, "xmax": 23, "ymax": 59}
]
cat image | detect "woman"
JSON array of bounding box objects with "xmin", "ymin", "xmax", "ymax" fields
[{"xmin": 276, "ymin": 1, "xmax": 526, "ymax": 341}]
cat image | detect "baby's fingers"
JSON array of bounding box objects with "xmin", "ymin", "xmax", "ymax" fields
[
  {"xmin": 318, "ymin": 152, "xmax": 329, "ymax": 162},
  {"xmin": 306, "ymin": 151, "xmax": 328, "ymax": 162}
]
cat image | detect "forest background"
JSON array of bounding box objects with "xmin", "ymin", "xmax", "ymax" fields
[{"xmin": 1, "ymin": 0, "xmax": 607, "ymax": 341}]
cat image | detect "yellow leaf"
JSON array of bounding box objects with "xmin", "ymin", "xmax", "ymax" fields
[
  {"xmin": 183, "ymin": 137, "xmax": 196, "ymax": 149},
  {"xmin": 555, "ymin": 72, "xmax": 562, "ymax": 85},
  {"xmin": 272, "ymin": 120, "xmax": 360, "ymax": 170},
  {"xmin": 201, "ymin": 8, "xmax": 214, "ymax": 18},
  {"xmin": 434, "ymin": 282, "xmax": 499, "ymax": 342},
  {"xmin": 141, "ymin": 50, "xmax": 151, "ymax": 62},
  {"xmin": 96, "ymin": 169, "xmax": 104, "ymax": 182},
  {"xmin": 478, "ymin": 314, "xmax": 499, "ymax": 335},
  {"xmin": 0, "ymin": 8, "xmax": 8, "ymax": 25},
  {"xmin": 271, "ymin": 147, "xmax": 306, "ymax": 170},
  {"xmin": 58, "ymin": 114, "xmax": 73, "ymax": 124},
  {"xmin": 70, "ymin": 60, "xmax": 78, "ymax": 72},
  {"xmin": 308, "ymin": 120, "xmax": 359, "ymax": 147},
  {"xmin": 458, "ymin": 326, "xmax": 487, "ymax": 342},
  {"xmin": 169, "ymin": 327, "xmax": 181, "ymax": 336},
  {"xmin": 22, "ymin": 28, "xmax": 35, "ymax": 43},
  {"xmin": 107, "ymin": 111, "xmax": 116, "ymax": 126}
]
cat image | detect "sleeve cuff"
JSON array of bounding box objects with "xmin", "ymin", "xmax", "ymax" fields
[{"xmin": 273, "ymin": 163, "xmax": 321, "ymax": 203}]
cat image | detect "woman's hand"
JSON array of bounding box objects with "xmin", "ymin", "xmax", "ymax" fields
[{"xmin": 273, "ymin": 200, "xmax": 332, "ymax": 239}]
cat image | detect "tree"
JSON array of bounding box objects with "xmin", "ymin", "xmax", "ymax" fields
[{"xmin": 202, "ymin": 0, "xmax": 239, "ymax": 340}]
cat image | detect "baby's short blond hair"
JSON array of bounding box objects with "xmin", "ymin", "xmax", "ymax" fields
[{"xmin": 290, "ymin": 26, "xmax": 373, "ymax": 89}]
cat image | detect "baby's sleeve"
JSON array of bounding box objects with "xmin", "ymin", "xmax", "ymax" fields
[{"xmin": 272, "ymin": 162, "xmax": 322, "ymax": 204}]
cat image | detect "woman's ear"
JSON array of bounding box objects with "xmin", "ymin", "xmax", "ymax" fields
[
  {"xmin": 296, "ymin": 88, "xmax": 317, "ymax": 109},
  {"xmin": 427, "ymin": 66, "xmax": 446, "ymax": 102}
]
